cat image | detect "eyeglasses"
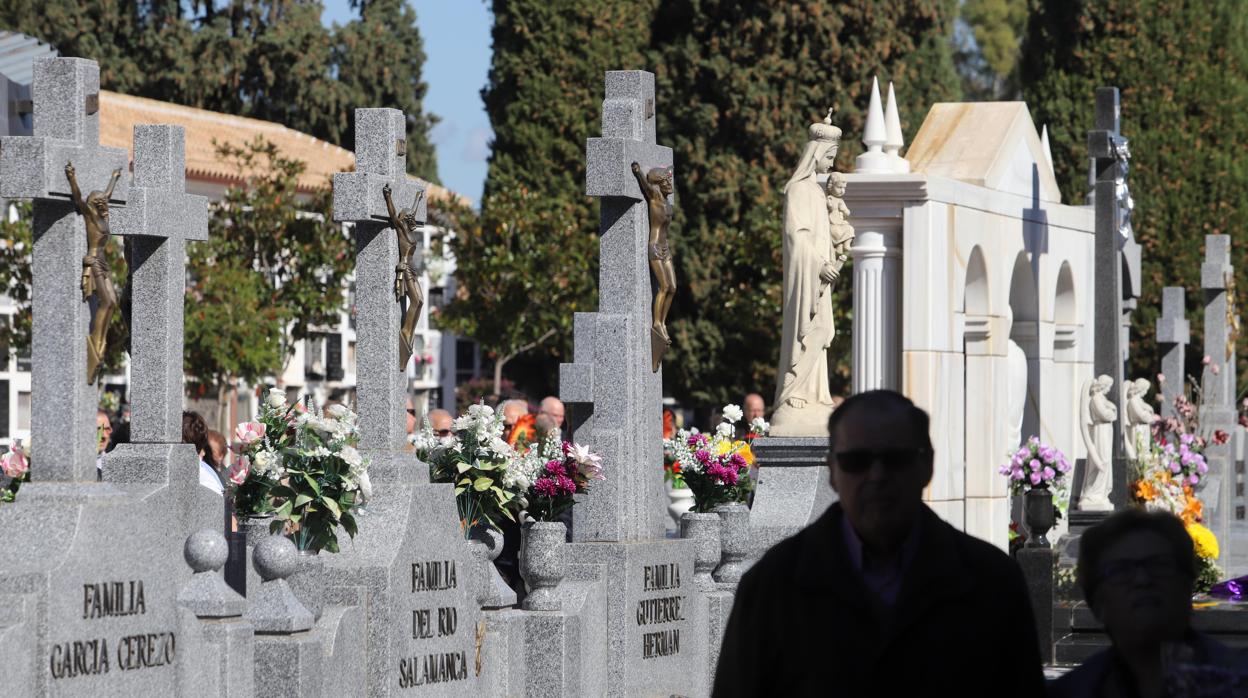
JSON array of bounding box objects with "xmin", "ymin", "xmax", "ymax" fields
[
  {"xmin": 1098, "ymin": 555, "xmax": 1181, "ymax": 585},
  {"xmin": 406, "ymin": 409, "xmax": 417, "ymax": 416},
  {"xmin": 434, "ymin": 428, "xmax": 452, "ymax": 437},
  {"xmin": 832, "ymin": 448, "xmax": 929, "ymax": 474}
]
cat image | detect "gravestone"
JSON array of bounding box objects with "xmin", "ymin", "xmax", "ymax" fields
[
  {"xmin": 318, "ymin": 108, "xmax": 488, "ymax": 696},
  {"xmin": 559, "ymin": 70, "xmax": 706, "ymax": 697},
  {"xmin": 1156, "ymin": 286, "xmax": 1189, "ymax": 421},
  {"xmin": 0, "ymin": 57, "xmax": 219, "ymax": 695},
  {"xmin": 1200, "ymin": 235, "xmax": 1237, "ymax": 557},
  {"xmin": 1073, "ymin": 87, "xmax": 1132, "ymax": 520}
]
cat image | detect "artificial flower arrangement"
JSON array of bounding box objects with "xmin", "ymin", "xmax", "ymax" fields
[
  {"xmin": 0, "ymin": 438, "xmax": 29, "ymax": 505},
  {"xmin": 999, "ymin": 437, "xmax": 1073, "ymax": 496},
  {"xmin": 229, "ymin": 388, "xmax": 371, "ymax": 553},
  {"xmin": 1131, "ymin": 385, "xmax": 1215, "ymax": 528},
  {"xmin": 511, "ymin": 432, "xmax": 604, "ymax": 521},
  {"xmin": 415, "ymin": 402, "xmax": 522, "ymax": 538},
  {"xmin": 663, "ymin": 404, "xmax": 765, "ymax": 512},
  {"xmin": 1188, "ymin": 521, "xmax": 1221, "ymax": 594}
]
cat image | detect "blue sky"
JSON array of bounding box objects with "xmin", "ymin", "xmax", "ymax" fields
[{"xmin": 323, "ymin": 1, "xmax": 493, "ymax": 205}]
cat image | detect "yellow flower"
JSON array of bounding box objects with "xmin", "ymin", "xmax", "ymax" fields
[
  {"xmin": 713, "ymin": 440, "xmax": 755, "ymax": 467},
  {"xmin": 1187, "ymin": 523, "xmax": 1220, "ymax": 560}
]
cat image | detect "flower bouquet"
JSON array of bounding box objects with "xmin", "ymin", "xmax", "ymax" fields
[
  {"xmin": 227, "ymin": 388, "xmax": 294, "ymax": 518},
  {"xmin": 1131, "ymin": 386, "xmax": 1217, "ymax": 526},
  {"xmin": 0, "ymin": 439, "xmax": 29, "ymax": 505},
  {"xmin": 512, "ymin": 433, "xmax": 604, "ymax": 521},
  {"xmin": 1188, "ymin": 522, "xmax": 1221, "ymax": 593},
  {"xmin": 415, "ymin": 403, "xmax": 522, "ymax": 538},
  {"xmin": 663, "ymin": 404, "xmax": 763, "ymax": 512},
  {"xmin": 230, "ymin": 389, "xmax": 371, "ymax": 553},
  {"xmin": 999, "ymin": 437, "xmax": 1072, "ymax": 495}
]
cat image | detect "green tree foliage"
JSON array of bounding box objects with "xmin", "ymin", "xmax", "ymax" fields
[
  {"xmin": 1020, "ymin": 0, "xmax": 1248, "ymax": 387},
  {"xmin": 958, "ymin": 0, "xmax": 1027, "ymax": 99},
  {"xmin": 436, "ymin": 174, "xmax": 598, "ymax": 398},
  {"xmin": 652, "ymin": 0, "xmax": 962, "ymax": 405},
  {"xmin": 479, "ymin": 0, "xmax": 961, "ymax": 406},
  {"xmin": 334, "ymin": 0, "xmax": 439, "ymax": 180},
  {"xmin": 0, "ymin": 0, "xmax": 438, "ymax": 181},
  {"xmin": 186, "ymin": 137, "xmax": 353, "ymax": 414}
]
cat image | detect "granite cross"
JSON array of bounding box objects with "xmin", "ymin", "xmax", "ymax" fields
[
  {"xmin": 1155, "ymin": 286, "xmax": 1189, "ymax": 421},
  {"xmin": 1086, "ymin": 86, "xmax": 1130, "ymax": 509},
  {"xmin": 110, "ymin": 125, "xmax": 208, "ymax": 445},
  {"xmin": 560, "ymin": 71, "xmax": 674, "ymax": 541},
  {"xmin": 1200, "ymin": 234, "xmax": 1238, "ymax": 547},
  {"xmin": 0, "ymin": 57, "xmax": 129, "ymax": 481},
  {"xmin": 332, "ymin": 108, "xmax": 427, "ymax": 480}
]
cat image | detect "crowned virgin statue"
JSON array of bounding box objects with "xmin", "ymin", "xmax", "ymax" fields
[{"xmin": 770, "ymin": 111, "xmax": 844, "ymax": 436}]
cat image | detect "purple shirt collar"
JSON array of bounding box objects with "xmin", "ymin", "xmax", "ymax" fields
[{"xmin": 840, "ymin": 510, "xmax": 924, "ymax": 607}]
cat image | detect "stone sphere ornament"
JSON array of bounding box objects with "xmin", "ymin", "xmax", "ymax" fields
[
  {"xmin": 253, "ymin": 534, "xmax": 299, "ymax": 581},
  {"xmin": 183, "ymin": 528, "xmax": 229, "ymax": 573}
]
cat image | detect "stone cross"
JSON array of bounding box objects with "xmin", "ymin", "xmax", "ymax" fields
[
  {"xmin": 0, "ymin": 57, "xmax": 128, "ymax": 481},
  {"xmin": 1086, "ymin": 86, "xmax": 1130, "ymax": 509},
  {"xmin": 332, "ymin": 108, "xmax": 427, "ymax": 480},
  {"xmin": 561, "ymin": 71, "xmax": 673, "ymax": 541},
  {"xmin": 1200, "ymin": 234, "xmax": 1237, "ymax": 550},
  {"xmin": 1155, "ymin": 286, "xmax": 1189, "ymax": 420},
  {"xmin": 110, "ymin": 125, "xmax": 208, "ymax": 444}
]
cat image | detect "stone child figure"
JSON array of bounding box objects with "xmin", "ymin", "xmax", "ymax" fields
[
  {"xmin": 65, "ymin": 162, "xmax": 122, "ymax": 384},
  {"xmin": 824, "ymin": 172, "xmax": 855, "ymax": 280},
  {"xmin": 382, "ymin": 182, "xmax": 425, "ymax": 372},
  {"xmin": 770, "ymin": 109, "xmax": 842, "ymax": 436},
  {"xmin": 631, "ymin": 161, "xmax": 676, "ymax": 373},
  {"xmin": 1079, "ymin": 374, "xmax": 1118, "ymax": 511}
]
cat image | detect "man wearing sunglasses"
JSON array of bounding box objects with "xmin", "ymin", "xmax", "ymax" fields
[{"xmin": 713, "ymin": 390, "xmax": 1045, "ymax": 696}]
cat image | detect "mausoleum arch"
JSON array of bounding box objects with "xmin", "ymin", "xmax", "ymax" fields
[
  {"xmin": 1053, "ymin": 260, "xmax": 1079, "ymax": 359},
  {"xmin": 963, "ymin": 245, "xmax": 990, "ymax": 317}
]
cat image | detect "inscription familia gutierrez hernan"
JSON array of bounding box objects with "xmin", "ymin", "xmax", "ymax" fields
[
  {"xmin": 51, "ymin": 580, "xmax": 177, "ymax": 680},
  {"xmin": 638, "ymin": 562, "xmax": 682, "ymax": 659},
  {"xmin": 399, "ymin": 559, "xmax": 470, "ymax": 689}
]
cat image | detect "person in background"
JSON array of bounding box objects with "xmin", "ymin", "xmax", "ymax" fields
[
  {"xmin": 427, "ymin": 408, "xmax": 453, "ymax": 438},
  {"xmin": 502, "ymin": 398, "xmax": 536, "ymax": 448},
  {"xmin": 106, "ymin": 421, "xmax": 130, "ymax": 454},
  {"xmin": 95, "ymin": 409, "xmax": 113, "ymax": 479},
  {"xmin": 1050, "ymin": 509, "xmax": 1246, "ymax": 697},
  {"xmin": 182, "ymin": 411, "xmax": 223, "ymax": 496},
  {"xmin": 404, "ymin": 396, "xmax": 418, "ymax": 450},
  {"xmin": 207, "ymin": 430, "xmax": 229, "ymax": 474},
  {"xmin": 714, "ymin": 390, "xmax": 1044, "ymax": 697},
  {"xmin": 539, "ymin": 396, "xmax": 565, "ymax": 430},
  {"xmin": 743, "ymin": 393, "xmax": 766, "ymax": 422}
]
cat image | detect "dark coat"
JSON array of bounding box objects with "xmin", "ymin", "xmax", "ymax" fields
[
  {"xmin": 712, "ymin": 502, "xmax": 1046, "ymax": 697},
  {"xmin": 1048, "ymin": 632, "xmax": 1247, "ymax": 698}
]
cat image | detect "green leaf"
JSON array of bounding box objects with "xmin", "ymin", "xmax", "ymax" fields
[
  {"xmin": 323, "ymin": 497, "xmax": 341, "ymax": 520},
  {"xmin": 294, "ymin": 493, "xmax": 314, "ymax": 508},
  {"xmin": 473, "ymin": 476, "xmax": 493, "ymax": 492}
]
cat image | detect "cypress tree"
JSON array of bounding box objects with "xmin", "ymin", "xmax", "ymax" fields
[
  {"xmin": 652, "ymin": 0, "xmax": 962, "ymax": 405},
  {"xmin": 1021, "ymin": 0, "xmax": 1248, "ymax": 385}
]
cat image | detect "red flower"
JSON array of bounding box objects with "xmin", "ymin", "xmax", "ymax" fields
[{"xmin": 1214, "ymin": 429, "xmax": 1230, "ymax": 445}]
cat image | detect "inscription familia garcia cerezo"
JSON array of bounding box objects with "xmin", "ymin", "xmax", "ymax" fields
[
  {"xmin": 50, "ymin": 579, "xmax": 176, "ymax": 680},
  {"xmin": 638, "ymin": 562, "xmax": 683, "ymax": 659},
  {"xmin": 398, "ymin": 559, "xmax": 469, "ymax": 689}
]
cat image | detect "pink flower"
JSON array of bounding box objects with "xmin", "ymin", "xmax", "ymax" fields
[
  {"xmin": 1029, "ymin": 471, "xmax": 1042, "ymax": 485},
  {"xmin": 694, "ymin": 449, "xmax": 712, "ymax": 465},
  {"xmin": 1189, "ymin": 474, "xmax": 1200, "ymax": 486},
  {"xmin": 533, "ymin": 478, "xmax": 559, "ymax": 498},
  {"xmin": 556, "ymin": 475, "xmax": 577, "ymax": 496},
  {"xmin": 1011, "ymin": 466, "xmax": 1024, "ymax": 481},
  {"xmin": 1157, "ymin": 373, "xmax": 1166, "ymax": 384},
  {"xmin": 1043, "ymin": 466, "xmax": 1056, "ymax": 480},
  {"xmin": 0, "ymin": 449, "xmax": 28, "ymax": 478},
  {"xmin": 1212, "ymin": 363, "xmax": 1221, "ymax": 376},
  {"xmin": 1029, "ymin": 458, "xmax": 1041, "ymax": 472},
  {"xmin": 1170, "ymin": 462, "xmax": 1182, "ymax": 474},
  {"xmin": 234, "ymin": 421, "xmax": 266, "ymax": 446},
  {"xmin": 544, "ymin": 459, "xmax": 565, "ymax": 476},
  {"xmin": 227, "ymin": 457, "xmax": 250, "ymax": 485},
  {"xmin": 1203, "ymin": 355, "xmax": 1212, "ymax": 365},
  {"xmin": 1198, "ymin": 461, "xmax": 1209, "ymax": 475}
]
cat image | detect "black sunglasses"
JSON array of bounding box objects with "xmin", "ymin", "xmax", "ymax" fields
[{"xmin": 832, "ymin": 448, "xmax": 929, "ymax": 474}]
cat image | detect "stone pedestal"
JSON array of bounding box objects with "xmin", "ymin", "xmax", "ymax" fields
[
  {"xmin": 1016, "ymin": 547, "xmax": 1056, "ymax": 665},
  {"xmin": 747, "ymin": 437, "xmax": 836, "ymax": 559}
]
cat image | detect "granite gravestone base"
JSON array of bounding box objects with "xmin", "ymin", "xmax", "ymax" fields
[
  {"xmin": 747, "ymin": 437, "xmax": 837, "ymax": 560},
  {"xmin": 0, "ymin": 475, "xmax": 219, "ymax": 696},
  {"xmin": 286, "ymin": 482, "xmax": 489, "ymax": 697}
]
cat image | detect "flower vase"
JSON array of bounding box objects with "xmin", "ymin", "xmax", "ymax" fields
[
  {"xmin": 241, "ymin": 514, "xmax": 276, "ymax": 547},
  {"xmin": 713, "ymin": 503, "xmax": 750, "ymax": 583},
  {"xmin": 469, "ymin": 525, "xmax": 517, "ymax": 608},
  {"xmin": 521, "ymin": 521, "xmax": 566, "ymax": 611},
  {"xmin": 680, "ymin": 511, "xmax": 721, "ymax": 589},
  {"xmin": 1024, "ymin": 486, "xmax": 1055, "ymax": 548},
  {"xmin": 667, "ymin": 487, "xmax": 695, "ymax": 526}
]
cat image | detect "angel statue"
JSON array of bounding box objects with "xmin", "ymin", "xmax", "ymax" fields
[
  {"xmin": 66, "ymin": 162, "xmax": 122, "ymax": 385},
  {"xmin": 1078, "ymin": 375, "xmax": 1118, "ymax": 511},
  {"xmin": 1123, "ymin": 377, "xmax": 1158, "ymax": 461},
  {"xmin": 383, "ymin": 182, "xmax": 425, "ymax": 371}
]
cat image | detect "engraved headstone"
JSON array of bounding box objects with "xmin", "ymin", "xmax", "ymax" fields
[
  {"xmin": 0, "ymin": 57, "xmax": 219, "ymax": 695},
  {"xmin": 559, "ymin": 70, "xmax": 706, "ymax": 697},
  {"xmin": 1200, "ymin": 235, "xmax": 1237, "ymax": 557},
  {"xmin": 1155, "ymin": 286, "xmax": 1189, "ymax": 421}
]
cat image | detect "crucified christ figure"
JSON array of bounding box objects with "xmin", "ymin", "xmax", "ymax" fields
[
  {"xmin": 631, "ymin": 161, "xmax": 676, "ymax": 373},
  {"xmin": 383, "ymin": 182, "xmax": 425, "ymax": 371},
  {"xmin": 66, "ymin": 162, "xmax": 122, "ymax": 385}
]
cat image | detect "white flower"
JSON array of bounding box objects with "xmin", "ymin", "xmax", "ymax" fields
[
  {"xmin": 722, "ymin": 404, "xmax": 744, "ymax": 423},
  {"xmin": 488, "ymin": 437, "xmax": 512, "ymax": 459},
  {"xmin": 266, "ymin": 388, "xmax": 286, "ymax": 409},
  {"xmin": 358, "ymin": 471, "xmax": 373, "ymax": 500},
  {"xmin": 750, "ymin": 417, "xmax": 770, "ymax": 435},
  {"xmin": 340, "ymin": 445, "xmax": 362, "ymax": 468},
  {"xmin": 327, "ymin": 404, "xmax": 350, "ymax": 420},
  {"xmin": 452, "ymin": 414, "xmax": 475, "ymax": 432},
  {"xmin": 716, "ymin": 422, "xmax": 734, "ymax": 438},
  {"xmin": 468, "ymin": 403, "xmax": 494, "ymax": 420},
  {"xmin": 252, "ymin": 449, "xmax": 279, "ymax": 477}
]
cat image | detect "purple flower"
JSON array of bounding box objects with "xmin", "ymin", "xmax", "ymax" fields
[
  {"xmin": 1170, "ymin": 462, "xmax": 1182, "ymax": 474},
  {"xmin": 1189, "ymin": 474, "xmax": 1200, "ymax": 486},
  {"xmin": 1011, "ymin": 466, "xmax": 1024, "ymax": 481},
  {"xmin": 694, "ymin": 449, "xmax": 711, "ymax": 465},
  {"xmin": 1043, "ymin": 466, "xmax": 1056, "ymax": 480},
  {"xmin": 727, "ymin": 453, "xmax": 748, "ymax": 471},
  {"xmin": 557, "ymin": 475, "xmax": 577, "ymax": 496},
  {"xmin": 1029, "ymin": 472, "xmax": 1042, "ymax": 485},
  {"xmin": 1198, "ymin": 461, "xmax": 1209, "ymax": 475},
  {"xmin": 534, "ymin": 478, "xmax": 559, "ymax": 497},
  {"xmin": 1181, "ymin": 433, "xmax": 1196, "ymax": 446},
  {"xmin": 687, "ymin": 433, "xmax": 707, "ymax": 448},
  {"xmin": 1029, "ymin": 459, "xmax": 1041, "ymax": 472},
  {"xmin": 545, "ymin": 459, "xmax": 565, "ymax": 476}
]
